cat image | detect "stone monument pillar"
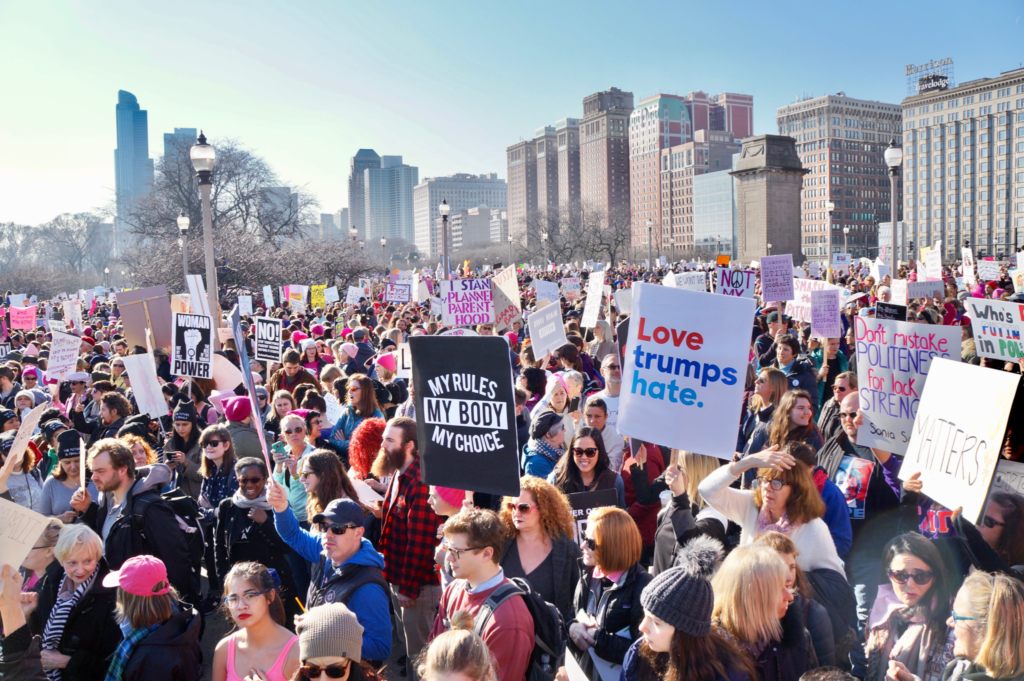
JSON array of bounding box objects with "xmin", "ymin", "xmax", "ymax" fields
[{"xmin": 730, "ymin": 135, "xmax": 808, "ymax": 265}]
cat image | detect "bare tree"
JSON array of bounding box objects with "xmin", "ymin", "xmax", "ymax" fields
[
  {"xmin": 39, "ymin": 213, "xmax": 111, "ymax": 274},
  {"xmin": 0, "ymin": 223, "xmax": 41, "ymax": 271}
]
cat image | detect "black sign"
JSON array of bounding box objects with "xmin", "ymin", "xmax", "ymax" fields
[
  {"xmin": 0, "ymin": 343, "xmax": 11, "ymax": 358},
  {"xmin": 410, "ymin": 335, "xmax": 520, "ymax": 497},
  {"xmin": 172, "ymin": 313, "xmax": 212, "ymax": 378},
  {"xmin": 254, "ymin": 316, "xmax": 282, "ymax": 364},
  {"xmin": 568, "ymin": 489, "xmax": 619, "ymax": 548},
  {"xmin": 918, "ymin": 74, "xmax": 949, "ymax": 93},
  {"xmin": 876, "ymin": 301, "xmax": 908, "ymax": 322}
]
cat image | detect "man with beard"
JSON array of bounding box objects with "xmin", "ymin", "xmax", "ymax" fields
[
  {"xmin": 69, "ymin": 438, "xmax": 196, "ymax": 604},
  {"xmin": 582, "ymin": 354, "xmax": 625, "ymax": 470},
  {"xmin": 377, "ymin": 417, "xmax": 441, "ymax": 679}
]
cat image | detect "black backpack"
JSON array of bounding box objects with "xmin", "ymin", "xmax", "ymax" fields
[
  {"xmin": 472, "ymin": 578, "xmax": 566, "ymax": 681},
  {"xmin": 131, "ymin": 487, "xmax": 205, "ymax": 599}
]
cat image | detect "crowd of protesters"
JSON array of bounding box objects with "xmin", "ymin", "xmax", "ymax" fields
[{"xmin": 0, "ymin": 252, "xmax": 1023, "ymax": 681}]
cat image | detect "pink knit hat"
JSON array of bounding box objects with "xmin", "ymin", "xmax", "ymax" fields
[
  {"xmin": 435, "ymin": 486, "xmax": 471, "ymax": 509},
  {"xmin": 341, "ymin": 343, "xmax": 358, "ymax": 359},
  {"xmin": 375, "ymin": 353, "xmax": 396, "ymax": 373}
]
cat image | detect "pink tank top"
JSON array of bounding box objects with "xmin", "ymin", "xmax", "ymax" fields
[{"xmin": 226, "ymin": 634, "xmax": 298, "ymax": 681}]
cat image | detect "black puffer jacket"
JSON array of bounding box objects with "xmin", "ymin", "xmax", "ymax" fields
[
  {"xmin": 119, "ymin": 607, "xmax": 203, "ymax": 681},
  {"xmin": 747, "ymin": 602, "xmax": 818, "ymax": 681}
]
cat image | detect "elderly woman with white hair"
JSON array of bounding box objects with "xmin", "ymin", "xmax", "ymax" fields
[
  {"xmin": 532, "ymin": 372, "xmax": 584, "ymax": 445},
  {"xmin": 24, "ymin": 523, "xmax": 122, "ymax": 681}
]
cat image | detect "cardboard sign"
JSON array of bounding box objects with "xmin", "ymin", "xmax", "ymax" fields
[
  {"xmin": 118, "ymin": 285, "xmax": 173, "ymax": 350},
  {"xmin": 410, "ymin": 335, "xmax": 520, "ymax": 497},
  {"xmin": 238, "ymin": 295, "xmax": 253, "ymax": 317},
  {"xmin": 345, "ymin": 286, "xmax": 364, "ymax": 305},
  {"xmin": 172, "ymin": 312, "xmax": 213, "ymax": 379},
  {"xmin": 854, "ymin": 317, "xmax": 960, "ymax": 456},
  {"xmin": 876, "ymin": 302, "xmax": 908, "ymax": 322},
  {"xmin": 186, "ymin": 275, "xmax": 211, "ymax": 318},
  {"xmin": 716, "ymin": 268, "xmax": 755, "ymax": 298},
  {"xmin": 324, "ymin": 286, "xmax": 339, "ymax": 304},
  {"xmin": 618, "ymin": 283, "xmax": 754, "ymax": 457},
  {"xmin": 760, "ymin": 254, "xmax": 795, "ymax": 302},
  {"xmin": 965, "ymin": 298, "xmax": 1024, "ymax": 361},
  {"xmin": 580, "ymin": 272, "xmax": 606, "ymax": 328},
  {"xmin": 568, "ymin": 489, "xmax": 619, "ymax": 548},
  {"xmin": 810, "ymin": 289, "xmax": 842, "ymax": 338},
  {"xmin": 217, "ymin": 327, "xmax": 234, "ymax": 344},
  {"xmin": 613, "ymin": 288, "xmax": 633, "ymax": 314},
  {"xmin": 121, "ymin": 354, "xmax": 166, "ymax": 419},
  {"xmin": 562, "ymin": 277, "xmax": 582, "ymax": 302},
  {"xmin": 978, "ymin": 260, "xmax": 1000, "ymax": 280},
  {"xmin": 440, "ymin": 279, "xmax": 495, "ymax": 327},
  {"xmin": 47, "ymin": 330, "xmax": 81, "ymax": 379},
  {"xmin": 0, "ymin": 497, "xmax": 51, "ymax": 595},
  {"xmin": 527, "ymin": 301, "xmax": 568, "ymax": 357},
  {"xmin": 788, "ymin": 279, "xmax": 842, "ymax": 324},
  {"xmin": 493, "ymin": 266, "xmax": 521, "ymax": 314},
  {"xmin": 534, "ymin": 280, "xmax": 560, "ymax": 303},
  {"xmin": 254, "ymin": 317, "xmax": 282, "ymax": 364},
  {"xmin": 396, "ymin": 343, "xmax": 412, "ymax": 379},
  {"xmin": 900, "ymin": 358, "xmax": 1019, "ymax": 524},
  {"xmin": 384, "ymin": 283, "xmax": 411, "ymax": 303}
]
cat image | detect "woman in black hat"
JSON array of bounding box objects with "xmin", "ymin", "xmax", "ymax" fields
[
  {"xmin": 521, "ymin": 410, "xmax": 567, "ymax": 479},
  {"xmin": 39, "ymin": 430, "xmax": 98, "ymax": 521},
  {"xmin": 163, "ymin": 399, "xmax": 203, "ymax": 501}
]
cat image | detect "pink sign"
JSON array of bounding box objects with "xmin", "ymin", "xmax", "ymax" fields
[{"xmin": 9, "ymin": 305, "xmax": 37, "ymax": 330}]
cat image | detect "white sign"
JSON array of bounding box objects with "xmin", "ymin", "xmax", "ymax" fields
[
  {"xmin": 618, "ymin": 284, "xmax": 754, "ymax": 458},
  {"xmin": 871, "ymin": 259, "xmax": 891, "ymax": 282},
  {"xmin": 323, "ymin": 286, "xmax": 339, "ymax": 304},
  {"xmin": 716, "ymin": 268, "xmax": 756, "ymax": 298},
  {"xmin": 186, "ymin": 275, "xmax": 211, "ymax": 318},
  {"xmin": 121, "ymin": 353, "xmax": 167, "ymax": 419},
  {"xmin": 908, "ymin": 280, "xmax": 944, "ymax": 301},
  {"xmin": 978, "ymin": 260, "xmax": 1000, "ymax": 281},
  {"xmin": 832, "ymin": 253, "xmax": 851, "ymax": 273},
  {"xmin": 61, "ymin": 299, "xmax": 83, "ymax": 333},
  {"xmin": 854, "ymin": 318, "xmax": 960, "ymax": 456},
  {"xmin": 430, "ymin": 297, "xmax": 442, "ymax": 317},
  {"xmin": 238, "ymin": 295, "xmax": 253, "ymax": 317},
  {"xmin": 493, "ymin": 266, "xmax": 521, "ymax": 313},
  {"xmin": 580, "ymin": 272, "xmax": 606, "ymax": 328},
  {"xmin": 924, "ymin": 250, "xmax": 942, "ymax": 281},
  {"xmin": 47, "ymin": 330, "xmax": 80, "ymax": 379},
  {"xmin": 891, "ymin": 279, "xmax": 908, "ymax": 305},
  {"xmin": 384, "ymin": 283, "xmax": 412, "ymax": 303},
  {"xmin": 0, "ymin": 497, "xmax": 51, "ymax": 596},
  {"xmin": 440, "ymin": 279, "xmax": 495, "ymax": 327},
  {"xmin": 172, "ymin": 312, "xmax": 213, "ymax": 379},
  {"xmin": 534, "ymin": 280, "xmax": 560, "ymax": 303},
  {"xmin": 673, "ymin": 272, "xmax": 707, "ymax": 291},
  {"xmin": 613, "ymin": 288, "xmax": 633, "ymax": 314},
  {"xmin": 562, "ymin": 277, "xmax": 581, "ymax": 301},
  {"xmin": 760, "ymin": 254, "xmax": 795, "ymax": 302},
  {"xmin": 808, "ymin": 262, "xmax": 820, "ymax": 278},
  {"xmin": 527, "ymin": 300, "xmax": 568, "ymax": 357},
  {"xmin": 899, "ymin": 358, "xmax": 1018, "ymax": 524},
  {"xmin": 965, "ymin": 298, "xmax": 1024, "ymax": 362},
  {"xmin": 788, "ymin": 279, "xmax": 843, "ymax": 324},
  {"xmin": 254, "ymin": 317, "xmax": 283, "ymax": 364},
  {"xmin": 49, "ymin": 319, "xmax": 66, "ymax": 334},
  {"xmin": 396, "ymin": 343, "xmax": 412, "ymax": 379},
  {"xmin": 345, "ymin": 286, "xmax": 364, "ymax": 305},
  {"xmin": 810, "ymin": 289, "xmax": 842, "ymax": 338}
]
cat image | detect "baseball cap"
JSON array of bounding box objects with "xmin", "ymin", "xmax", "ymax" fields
[
  {"xmin": 311, "ymin": 498, "xmax": 365, "ymax": 528},
  {"xmin": 102, "ymin": 555, "xmax": 171, "ymax": 596}
]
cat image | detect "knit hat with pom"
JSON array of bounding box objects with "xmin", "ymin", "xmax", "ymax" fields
[{"xmin": 639, "ymin": 535, "xmax": 724, "ymax": 636}]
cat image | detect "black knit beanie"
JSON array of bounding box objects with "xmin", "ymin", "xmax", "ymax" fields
[{"xmin": 639, "ymin": 535, "xmax": 724, "ymax": 636}]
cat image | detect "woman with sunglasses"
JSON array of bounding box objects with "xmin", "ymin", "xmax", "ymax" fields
[
  {"xmin": 548, "ymin": 426, "xmax": 625, "ymax": 509},
  {"xmin": 497, "ymin": 476, "xmax": 581, "ymax": 621},
  {"xmin": 950, "ymin": 494, "xmax": 1024, "ymax": 580},
  {"xmin": 289, "ymin": 602, "xmax": 384, "ymax": 681},
  {"xmin": 265, "ymin": 391, "xmax": 298, "ymax": 440},
  {"xmin": 299, "ymin": 450, "xmax": 365, "ymax": 523},
  {"xmin": 865, "ymin": 533, "xmax": 954, "ymax": 681},
  {"xmin": 216, "ymin": 457, "xmax": 301, "ymax": 627},
  {"xmin": 213, "ymin": 562, "xmax": 299, "ymax": 681},
  {"xmin": 738, "ymin": 368, "xmax": 787, "ymax": 454},
  {"xmin": 196, "ymin": 425, "xmax": 240, "ymax": 613},
  {"xmin": 328, "ymin": 374, "xmax": 384, "ymax": 466}
]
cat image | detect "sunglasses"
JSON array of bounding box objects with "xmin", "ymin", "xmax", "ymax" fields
[
  {"xmin": 203, "ymin": 440, "xmax": 227, "ymax": 448},
  {"xmin": 505, "ymin": 502, "xmax": 538, "ymax": 513},
  {"xmin": 283, "ymin": 428, "xmax": 305, "ymax": 435},
  {"xmin": 839, "ymin": 411, "xmax": 858, "ymax": 420},
  {"xmin": 70, "ymin": 381, "xmax": 85, "ymax": 386},
  {"xmin": 300, "ymin": 471, "xmax": 316, "ymax": 479},
  {"xmin": 347, "ymin": 386, "xmax": 360, "ymax": 392},
  {"xmin": 604, "ymin": 364, "xmax": 621, "ymax": 371},
  {"xmin": 299, "ymin": 662, "xmax": 351, "ymax": 679},
  {"xmin": 982, "ymin": 515, "xmax": 1006, "ymax": 528},
  {"xmin": 834, "ymin": 385, "xmax": 849, "ymax": 393},
  {"xmin": 583, "ymin": 537, "xmax": 599, "ymax": 551},
  {"xmin": 753, "ymin": 477, "xmax": 788, "ymax": 491},
  {"xmin": 238, "ymin": 476, "xmax": 265, "ymax": 485},
  {"xmin": 324, "ymin": 524, "xmax": 359, "ymax": 536},
  {"xmin": 572, "ymin": 447, "xmax": 599, "ymax": 458},
  {"xmin": 888, "ymin": 569, "xmax": 934, "ymax": 585}
]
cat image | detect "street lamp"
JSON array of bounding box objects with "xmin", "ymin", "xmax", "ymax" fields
[
  {"xmin": 380, "ymin": 237, "xmax": 386, "ymax": 263},
  {"xmin": 507, "ymin": 234, "xmax": 513, "ymax": 266},
  {"xmin": 541, "ymin": 231, "xmax": 549, "ymax": 265},
  {"xmin": 349, "ymin": 226, "xmax": 357, "ymax": 242},
  {"xmin": 177, "ymin": 209, "xmax": 190, "ymax": 282},
  {"xmin": 716, "ymin": 236, "xmax": 721, "ymax": 257},
  {"xmin": 843, "ymin": 226, "xmax": 850, "ymax": 258},
  {"xmin": 646, "ymin": 220, "xmax": 653, "ymax": 268},
  {"xmin": 767, "ymin": 242, "xmax": 773, "ymax": 257},
  {"xmin": 189, "ymin": 131, "xmax": 220, "ymax": 340},
  {"xmin": 825, "ymin": 200, "xmax": 835, "ymax": 266},
  {"xmin": 104, "ymin": 267, "xmax": 109, "ymax": 288},
  {"xmin": 359, "ymin": 240, "xmax": 364, "ymax": 250},
  {"xmin": 439, "ymin": 199, "xmax": 451, "ymax": 280},
  {"xmin": 884, "ymin": 138, "xmax": 903, "ymax": 275}
]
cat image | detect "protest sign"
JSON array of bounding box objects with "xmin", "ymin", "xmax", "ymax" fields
[
  {"xmin": 808, "ymin": 262, "xmax": 820, "ymax": 278},
  {"xmin": 410, "ymin": 335, "xmax": 520, "ymax": 497},
  {"xmin": 961, "ymin": 247, "xmax": 976, "ymax": 285},
  {"xmin": 716, "ymin": 255, "xmax": 730, "ymax": 266},
  {"xmin": 673, "ymin": 271, "xmax": 706, "ymax": 291},
  {"xmin": 832, "ymin": 253, "xmax": 851, "ymax": 271},
  {"xmin": 117, "ymin": 285, "xmax": 173, "ymax": 349},
  {"xmin": 0, "ymin": 341, "xmax": 12, "ymax": 357},
  {"xmin": 567, "ymin": 489, "xmax": 619, "ymax": 547},
  {"xmin": 493, "ymin": 265, "xmax": 521, "ymax": 312},
  {"xmin": 716, "ymin": 268, "xmax": 755, "ymax": 298},
  {"xmin": 186, "ymin": 275, "xmax": 211, "ymax": 317},
  {"xmin": 900, "ymin": 358, "xmax": 1019, "ymax": 524},
  {"xmin": 286, "ymin": 285, "xmax": 308, "ymax": 312},
  {"xmin": 236, "ymin": 295, "xmax": 252, "ymax": 317},
  {"xmin": 227, "ymin": 305, "xmax": 274, "ymax": 470},
  {"xmin": 47, "ymin": 330, "xmax": 81, "ymax": 379},
  {"xmin": 562, "ymin": 277, "xmax": 581, "ymax": 301},
  {"xmin": 8, "ymin": 294, "xmax": 26, "ymax": 308},
  {"xmin": 121, "ymin": 354, "xmax": 166, "ymax": 419},
  {"xmin": 760, "ymin": 254, "xmax": 795, "ymax": 302},
  {"xmin": 0, "ymin": 497, "xmax": 51, "ymax": 595},
  {"xmin": 440, "ymin": 328, "xmax": 478, "ymax": 336},
  {"xmin": 9, "ymin": 305, "xmax": 36, "ymax": 330},
  {"xmin": 528, "ymin": 300, "xmax": 568, "ymax": 357},
  {"xmin": 965, "ymin": 298, "xmax": 1024, "ymax": 361},
  {"xmin": 854, "ymin": 317, "xmax": 960, "ymax": 456},
  {"xmin": 492, "ymin": 282, "xmax": 522, "ymax": 332},
  {"xmin": 788, "ymin": 279, "xmax": 841, "ymax": 323},
  {"xmin": 810, "ymin": 289, "xmax": 842, "ymax": 338},
  {"xmin": 430, "ymin": 297, "xmax": 442, "ymax": 317},
  {"xmin": 384, "ymin": 283, "xmax": 411, "ymax": 303},
  {"xmin": 924, "ymin": 249, "xmax": 942, "ymax": 281},
  {"xmin": 1, "ymin": 403, "xmax": 47, "ymax": 476},
  {"xmin": 990, "ymin": 458, "xmax": 1024, "ymax": 498},
  {"xmin": 217, "ymin": 327, "xmax": 234, "ymax": 344},
  {"xmin": 440, "ymin": 279, "xmax": 495, "ymax": 327},
  {"xmin": 172, "ymin": 312, "xmax": 213, "ymax": 379},
  {"xmin": 254, "ymin": 317, "xmax": 282, "ymax": 364},
  {"xmin": 534, "ymin": 279, "xmax": 560, "ymax": 303},
  {"xmin": 48, "ymin": 319, "xmax": 66, "ymax": 334},
  {"xmin": 396, "ymin": 343, "xmax": 412, "ymax": 379},
  {"xmin": 618, "ymin": 283, "xmax": 754, "ymax": 457},
  {"xmin": 907, "ymin": 281, "xmax": 945, "ymax": 301},
  {"xmin": 793, "ymin": 268, "xmax": 807, "ymax": 279},
  {"xmin": 323, "ymin": 286, "xmax": 339, "ymax": 304},
  {"xmin": 875, "ymin": 302, "xmax": 908, "ymax": 322},
  {"xmin": 978, "ymin": 260, "xmax": 1000, "ymax": 280},
  {"xmin": 891, "ymin": 279, "xmax": 908, "ymax": 305},
  {"xmin": 580, "ymin": 272, "xmax": 606, "ymax": 328},
  {"xmin": 613, "ymin": 288, "xmax": 633, "ymax": 314},
  {"xmin": 262, "ymin": 285, "xmax": 274, "ymax": 308},
  {"xmin": 359, "ymin": 278, "xmax": 373, "ymax": 297},
  {"xmin": 345, "ymin": 286, "xmax": 363, "ymax": 305},
  {"xmin": 61, "ymin": 299, "xmax": 81, "ymax": 331},
  {"xmin": 310, "ymin": 285, "xmax": 326, "ymax": 309},
  {"xmin": 871, "ymin": 260, "xmax": 891, "ymax": 282},
  {"xmin": 170, "ymin": 294, "xmax": 190, "ymax": 314}
]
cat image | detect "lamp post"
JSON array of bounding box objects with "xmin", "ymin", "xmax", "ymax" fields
[
  {"xmin": 177, "ymin": 209, "xmax": 190, "ymax": 282},
  {"xmin": 439, "ymin": 199, "xmax": 451, "ymax": 280},
  {"xmin": 189, "ymin": 131, "xmax": 219, "ymax": 339},
  {"xmin": 380, "ymin": 237, "xmax": 386, "ymax": 263},
  {"xmin": 843, "ymin": 226, "xmax": 850, "ymax": 259},
  {"xmin": 825, "ymin": 200, "xmax": 835, "ymax": 266},
  {"xmin": 884, "ymin": 138, "xmax": 903, "ymax": 275},
  {"xmin": 359, "ymin": 241, "xmax": 364, "ymax": 250},
  {"xmin": 507, "ymin": 234, "xmax": 513, "ymax": 266},
  {"xmin": 103, "ymin": 267, "xmax": 109, "ymax": 288},
  {"xmin": 716, "ymin": 236, "xmax": 721, "ymax": 257},
  {"xmin": 541, "ymin": 231, "xmax": 549, "ymax": 265},
  {"xmin": 768, "ymin": 242, "xmax": 773, "ymax": 257},
  {"xmin": 646, "ymin": 220, "xmax": 653, "ymax": 267},
  {"xmin": 349, "ymin": 226, "xmax": 357, "ymax": 243}
]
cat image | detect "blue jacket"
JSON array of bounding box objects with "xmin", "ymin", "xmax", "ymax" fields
[
  {"xmin": 330, "ymin": 406, "xmax": 384, "ymax": 462},
  {"xmin": 522, "ymin": 442, "xmax": 560, "ymax": 479},
  {"xmin": 275, "ymin": 508, "xmax": 391, "ymax": 661}
]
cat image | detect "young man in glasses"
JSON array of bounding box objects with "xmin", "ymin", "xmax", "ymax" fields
[{"xmin": 430, "ymin": 508, "xmax": 534, "ymax": 681}]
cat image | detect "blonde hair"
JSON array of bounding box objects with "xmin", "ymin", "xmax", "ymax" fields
[
  {"xmin": 674, "ymin": 451, "xmax": 721, "ymax": 509},
  {"xmin": 417, "ymin": 610, "xmax": 495, "ymax": 681},
  {"xmin": 53, "ymin": 523, "xmax": 103, "ymax": 564},
  {"xmin": 711, "ymin": 544, "xmax": 787, "ymax": 645},
  {"xmin": 280, "ymin": 413, "xmax": 305, "ymax": 431},
  {"xmin": 960, "ymin": 571, "xmax": 1024, "ymax": 678}
]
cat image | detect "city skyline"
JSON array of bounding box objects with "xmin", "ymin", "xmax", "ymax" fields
[{"xmin": 1, "ymin": 0, "xmax": 1021, "ymax": 226}]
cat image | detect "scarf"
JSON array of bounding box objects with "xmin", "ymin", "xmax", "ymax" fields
[
  {"xmin": 41, "ymin": 570, "xmax": 98, "ymax": 681},
  {"xmin": 528, "ymin": 438, "xmax": 564, "ymax": 465},
  {"xmin": 231, "ymin": 488, "xmax": 273, "ymax": 511},
  {"xmin": 104, "ymin": 622, "xmax": 161, "ymax": 681},
  {"xmin": 755, "ymin": 504, "xmax": 794, "ymax": 535}
]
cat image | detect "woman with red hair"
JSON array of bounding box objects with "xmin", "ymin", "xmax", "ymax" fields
[{"xmin": 347, "ymin": 417, "xmax": 387, "ymax": 491}]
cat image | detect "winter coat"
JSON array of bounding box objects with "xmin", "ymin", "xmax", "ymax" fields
[
  {"xmin": 738, "ymin": 404, "xmax": 775, "ymax": 453},
  {"xmin": 118, "ymin": 607, "xmax": 203, "ymax": 681},
  {"xmin": 329, "ymin": 405, "xmax": 384, "ymax": 464},
  {"xmin": 941, "ymin": 659, "xmax": 1024, "ymax": 681},
  {"xmin": 29, "ymin": 560, "xmax": 122, "ymax": 681},
  {"xmin": 70, "ymin": 411, "xmax": 127, "ymax": 447},
  {"xmin": 817, "ymin": 397, "xmax": 843, "ymax": 443},
  {"xmin": 162, "ymin": 435, "xmax": 203, "ymax": 501},
  {"xmin": 793, "ymin": 592, "xmax": 835, "ymax": 667},
  {"xmin": 266, "ymin": 367, "xmax": 319, "ymax": 395},
  {"xmin": 500, "ymin": 533, "xmax": 582, "ymax": 622},
  {"xmin": 743, "ymin": 602, "xmax": 819, "ymax": 681},
  {"xmin": 225, "ymin": 420, "xmax": 264, "ymax": 461},
  {"xmin": 214, "ymin": 497, "xmax": 294, "ymax": 593},
  {"xmin": 775, "ymin": 354, "xmax": 821, "ymax": 408},
  {"xmin": 620, "ymin": 443, "xmax": 665, "ymax": 548}
]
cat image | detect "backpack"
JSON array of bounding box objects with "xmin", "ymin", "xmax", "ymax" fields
[
  {"xmin": 131, "ymin": 487, "xmax": 205, "ymax": 600},
  {"xmin": 472, "ymin": 578, "xmax": 566, "ymax": 681}
]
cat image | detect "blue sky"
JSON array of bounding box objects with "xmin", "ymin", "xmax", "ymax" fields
[{"xmin": 1, "ymin": 0, "xmax": 1021, "ymax": 225}]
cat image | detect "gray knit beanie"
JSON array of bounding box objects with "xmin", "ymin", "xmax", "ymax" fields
[
  {"xmin": 640, "ymin": 535, "xmax": 724, "ymax": 637},
  {"xmin": 297, "ymin": 602, "xmax": 364, "ymax": 663}
]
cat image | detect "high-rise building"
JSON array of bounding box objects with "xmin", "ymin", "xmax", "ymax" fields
[
  {"xmin": 776, "ymin": 93, "xmax": 903, "ymax": 261},
  {"xmin": 693, "ymin": 154, "xmax": 739, "ymax": 259},
  {"xmin": 580, "ymin": 87, "xmax": 634, "ymax": 220},
  {"xmin": 490, "ymin": 209, "xmax": 509, "ymax": 243},
  {"xmin": 450, "ymin": 206, "xmax": 493, "ymax": 251},
  {"xmin": 684, "ymin": 91, "xmax": 755, "ymax": 140},
  {"xmin": 535, "ymin": 126, "xmax": 559, "ymax": 211},
  {"xmin": 556, "ymin": 118, "xmax": 581, "ymax": 208},
  {"xmin": 333, "ymin": 208, "xmax": 350, "ymax": 238},
  {"xmin": 348, "ymin": 149, "xmax": 381, "ymax": 240},
  {"xmin": 413, "ymin": 173, "xmax": 507, "ymax": 256},
  {"xmin": 320, "ymin": 213, "xmax": 337, "ymax": 240},
  {"xmin": 114, "ymin": 90, "xmax": 154, "ymax": 253},
  {"xmin": 364, "ymin": 156, "xmax": 418, "ymax": 242},
  {"xmin": 506, "ymin": 141, "xmax": 537, "ymax": 244},
  {"xmin": 163, "ymin": 127, "xmax": 197, "ymax": 158},
  {"xmin": 900, "ymin": 66, "xmax": 1024, "ymax": 259}
]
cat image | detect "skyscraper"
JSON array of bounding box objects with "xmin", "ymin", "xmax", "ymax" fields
[
  {"xmin": 163, "ymin": 127, "xmax": 197, "ymax": 158},
  {"xmin": 114, "ymin": 90, "xmax": 154, "ymax": 252},
  {"xmin": 535, "ymin": 126, "xmax": 559, "ymax": 211},
  {"xmin": 364, "ymin": 156, "xmax": 419, "ymax": 242},
  {"xmin": 348, "ymin": 149, "xmax": 381, "ymax": 240},
  {"xmin": 580, "ymin": 87, "xmax": 634, "ymax": 219},
  {"xmin": 555, "ymin": 118, "xmax": 581, "ymax": 208},
  {"xmin": 413, "ymin": 173, "xmax": 507, "ymax": 256},
  {"xmin": 506, "ymin": 141, "xmax": 537, "ymax": 243},
  {"xmin": 334, "ymin": 208, "xmax": 350, "ymax": 239}
]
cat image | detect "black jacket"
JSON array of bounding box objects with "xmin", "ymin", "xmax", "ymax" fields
[
  {"xmin": 78, "ymin": 465, "xmax": 195, "ymax": 604},
  {"xmin": 214, "ymin": 498, "xmax": 294, "ymax": 591},
  {"xmin": 775, "ymin": 354, "xmax": 820, "ymax": 407},
  {"xmin": 500, "ymin": 533, "xmax": 582, "ymax": 622},
  {"xmin": 754, "ymin": 334, "xmax": 777, "ymax": 368},
  {"xmin": 792, "ymin": 593, "xmax": 835, "ymax": 668},
  {"xmin": 816, "ymin": 397, "xmax": 843, "ymax": 443},
  {"xmin": 750, "ymin": 602, "xmax": 818, "ymax": 681},
  {"xmin": 1, "ymin": 381, "xmax": 24, "ymax": 409},
  {"xmin": 29, "ymin": 560, "xmax": 122, "ymax": 681},
  {"xmin": 738, "ymin": 404, "xmax": 775, "ymax": 453},
  {"xmin": 0, "ymin": 625, "xmax": 46, "ymax": 681},
  {"xmin": 568, "ymin": 562, "xmax": 653, "ymax": 674},
  {"xmin": 119, "ymin": 607, "xmax": 203, "ymax": 681}
]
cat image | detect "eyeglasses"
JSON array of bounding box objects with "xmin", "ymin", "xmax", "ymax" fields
[
  {"xmin": 604, "ymin": 364, "xmax": 621, "ymax": 371},
  {"xmin": 950, "ymin": 612, "xmax": 976, "ymax": 623},
  {"xmin": 222, "ymin": 588, "xmax": 272, "ymax": 608},
  {"xmin": 572, "ymin": 447, "xmax": 599, "ymax": 458},
  {"xmin": 300, "ymin": 471, "xmax": 316, "ymax": 480},
  {"xmin": 323, "ymin": 524, "xmax": 359, "ymax": 536},
  {"xmin": 238, "ymin": 477, "xmax": 265, "ymax": 485},
  {"xmin": 753, "ymin": 477, "xmax": 788, "ymax": 491},
  {"xmin": 888, "ymin": 569, "xmax": 934, "ymax": 585},
  {"xmin": 204, "ymin": 440, "xmax": 227, "ymax": 448},
  {"xmin": 283, "ymin": 428, "xmax": 305, "ymax": 435},
  {"xmin": 444, "ymin": 544, "xmax": 481, "ymax": 559},
  {"xmin": 838, "ymin": 411, "xmax": 858, "ymax": 420},
  {"xmin": 299, "ymin": 662, "xmax": 351, "ymax": 679},
  {"xmin": 583, "ymin": 537, "xmax": 599, "ymax": 551},
  {"xmin": 982, "ymin": 515, "xmax": 1006, "ymax": 528},
  {"xmin": 506, "ymin": 502, "xmax": 538, "ymax": 513}
]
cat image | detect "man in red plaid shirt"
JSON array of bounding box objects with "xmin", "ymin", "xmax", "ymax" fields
[{"xmin": 379, "ymin": 417, "xmax": 442, "ymax": 678}]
